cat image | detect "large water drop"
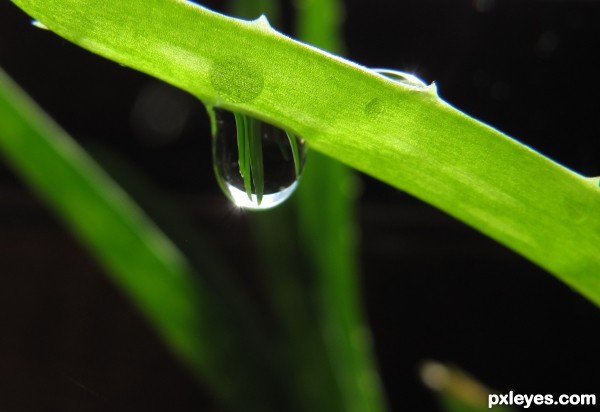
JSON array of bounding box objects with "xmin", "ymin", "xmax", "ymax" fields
[{"xmin": 211, "ymin": 109, "xmax": 306, "ymax": 210}]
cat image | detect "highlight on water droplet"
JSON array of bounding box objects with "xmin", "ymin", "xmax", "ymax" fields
[
  {"xmin": 31, "ymin": 19, "xmax": 49, "ymax": 30},
  {"xmin": 374, "ymin": 68, "xmax": 427, "ymax": 88},
  {"xmin": 209, "ymin": 108, "xmax": 307, "ymax": 210}
]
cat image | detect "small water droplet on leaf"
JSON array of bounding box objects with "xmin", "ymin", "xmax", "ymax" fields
[
  {"xmin": 211, "ymin": 109, "xmax": 306, "ymax": 210},
  {"xmin": 374, "ymin": 68, "xmax": 437, "ymax": 94},
  {"xmin": 365, "ymin": 69, "xmax": 436, "ymax": 118},
  {"xmin": 375, "ymin": 69, "xmax": 428, "ymax": 88},
  {"xmin": 31, "ymin": 20, "xmax": 49, "ymax": 30}
]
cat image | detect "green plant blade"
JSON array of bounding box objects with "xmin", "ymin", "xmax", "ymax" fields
[
  {"xmin": 294, "ymin": 1, "xmax": 388, "ymax": 411},
  {"xmin": 234, "ymin": 111, "xmax": 248, "ymax": 176},
  {"xmin": 233, "ymin": 111, "xmax": 253, "ymax": 199},
  {"xmin": 233, "ymin": 3, "xmax": 366, "ymax": 412},
  {"xmin": 248, "ymin": 115, "xmax": 264, "ymax": 204},
  {"xmin": 0, "ymin": 68, "xmax": 284, "ymax": 412},
  {"xmin": 0, "ymin": 68, "xmax": 208, "ymax": 371},
  {"xmin": 10, "ymin": 0, "xmax": 600, "ymax": 304}
]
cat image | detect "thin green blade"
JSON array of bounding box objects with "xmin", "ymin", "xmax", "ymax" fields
[
  {"xmin": 234, "ymin": 111, "xmax": 253, "ymax": 199},
  {"xmin": 0, "ymin": 68, "xmax": 208, "ymax": 373},
  {"xmin": 285, "ymin": 130, "xmax": 302, "ymax": 178},
  {"xmin": 295, "ymin": 1, "xmax": 388, "ymax": 411},
  {"xmin": 248, "ymin": 116, "xmax": 264, "ymax": 204}
]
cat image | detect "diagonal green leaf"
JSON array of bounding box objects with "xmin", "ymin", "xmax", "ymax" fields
[
  {"xmin": 0, "ymin": 68, "xmax": 209, "ymax": 373},
  {"xmin": 0, "ymin": 68, "xmax": 285, "ymax": 412},
  {"xmin": 10, "ymin": 0, "xmax": 600, "ymax": 305}
]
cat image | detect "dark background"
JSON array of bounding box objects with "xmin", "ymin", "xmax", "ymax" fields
[{"xmin": 1, "ymin": 0, "xmax": 600, "ymax": 411}]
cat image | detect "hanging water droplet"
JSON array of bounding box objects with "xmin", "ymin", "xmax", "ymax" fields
[{"xmin": 210, "ymin": 108, "xmax": 307, "ymax": 210}]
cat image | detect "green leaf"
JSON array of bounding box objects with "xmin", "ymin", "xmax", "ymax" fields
[
  {"xmin": 0, "ymin": 68, "xmax": 286, "ymax": 412},
  {"xmin": 294, "ymin": 1, "xmax": 388, "ymax": 412},
  {"xmin": 235, "ymin": 1, "xmax": 387, "ymax": 411},
  {"xmin": 248, "ymin": 115, "xmax": 264, "ymax": 204},
  {"xmin": 234, "ymin": 111, "xmax": 253, "ymax": 199},
  {"xmin": 10, "ymin": 0, "xmax": 600, "ymax": 305},
  {"xmin": 232, "ymin": 112, "xmax": 265, "ymax": 203},
  {"xmin": 0, "ymin": 68, "xmax": 208, "ymax": 372}
]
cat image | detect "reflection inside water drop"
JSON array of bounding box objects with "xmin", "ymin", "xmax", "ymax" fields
[
  {"xmin": 226, "ymin": 181, "xmax": 300, "ymax": 209},
  {"xmin": 211, "ymin": 109, "xmax": 307, "ymax": 210}
]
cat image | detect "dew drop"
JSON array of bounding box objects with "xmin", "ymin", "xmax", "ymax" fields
[
  {"xmin": 210, "ymin": 109, "xmax": 307, "ymax": 210},
  {"xmin": 374, "ymin": 68, "xmax": 428, "ymax": 88},
  {"xmin": 373, "ymin": 68, "xmax": 437, "ymax": 94},
  {"xmin": 365, "ymin": 69, "xmax": 435, "ymax": 118},
  {"xmin": 31, "ymin": 20, "xmax": 49, "ymax": 30}
]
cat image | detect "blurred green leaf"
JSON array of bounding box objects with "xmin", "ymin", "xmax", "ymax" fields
[
  {"xmin": 294, "ymin": 1, "xmax": 387, "ymax": 411},
  {"xmin": 0, "ymin": 68, "xmax": 284, "ymax": 412},
  {"xmin": 421, "ymin": 361, "xmax": 515, "ymax": 412},
  {"xmin": 232, "ymin": 1, "xmax": 386, "ymax": 411},
  {"xmin": 0, "ymin": 67, "xmax": 206, "ymax": 370}
]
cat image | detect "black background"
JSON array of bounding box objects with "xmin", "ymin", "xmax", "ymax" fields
[{"xmin": 1, "ymin": 0, "xmax": 600, "ymax": 411}]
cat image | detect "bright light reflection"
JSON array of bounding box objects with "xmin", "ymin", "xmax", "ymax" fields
[{"xmin": 226, "ymin": 182, "xmax": 299, "ymax": 210}]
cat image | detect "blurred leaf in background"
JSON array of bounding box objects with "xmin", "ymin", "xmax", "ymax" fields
[
  {"xmin": 421, "ymin": 361, "xmax": 515, "ymax": 412},
  {"xmin": 234, "ymin": 0, "xmax": 387, "ymax": 411},
  {"xmin": 0, "ymin": 63, "xmax": 290, "ymax": 412}
]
